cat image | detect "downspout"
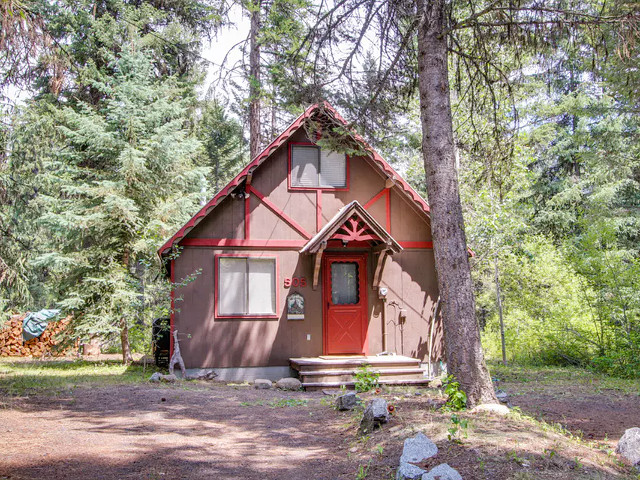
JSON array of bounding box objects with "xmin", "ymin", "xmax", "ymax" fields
[
  {"xmin": 427, "ymin": 295, "xmax": 441, "ymax": 378},
  {"xmin": 381, "ymin": 297, "xmax": 388, "ymax": 352}
]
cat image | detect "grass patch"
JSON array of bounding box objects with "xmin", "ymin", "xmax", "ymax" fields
[
  {"xmin": 489, "ymin": 362, "xmax": 640, "ymax": 395},
  {"xmin": 241, "ymin": 398, "xmax": 309, "ymax": 408},
  {"xmin": 0, "ymin": 358, "xmax": 160, "ymax": 395}
]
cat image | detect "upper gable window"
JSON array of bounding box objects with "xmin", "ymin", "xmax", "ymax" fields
[{"xmin": 290, "ymin": 144, "xmax": 347, "ymax": 189}]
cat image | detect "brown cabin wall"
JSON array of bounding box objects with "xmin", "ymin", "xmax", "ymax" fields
[
  {"xmin": 172, "ymin": 128, "xmax": 442, "ymax": 369},
  {"xmin": 173, "ymin": 246, "xmax": 442, "ymax": 368}
]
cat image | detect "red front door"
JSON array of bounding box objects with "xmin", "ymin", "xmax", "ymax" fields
[{"xmin": 323, "ymin": 254, "xmax": 368, "ymax": 355}]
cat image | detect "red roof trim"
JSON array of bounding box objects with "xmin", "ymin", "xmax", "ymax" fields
[
  {"xmin": 158, "ymin": 102, "xmax": 431, "ymax": 257},
  {"xmin": 158, "ymin": 104, "xmax": 318, "ymax": 256},
  {"xmin": 319, "ymin": 102, "xmax": 430, "ymax": 215}
]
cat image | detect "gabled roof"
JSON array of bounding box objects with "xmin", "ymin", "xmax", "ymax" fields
[
  {"xmin": 300, "ymin": 201, "xmax": 402, "ymax": 254},
  {"xmin": 158, "ymin": 102, "xmax": 430, "ymax": 257}
]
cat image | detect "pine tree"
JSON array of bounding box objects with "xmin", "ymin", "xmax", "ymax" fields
[{"xmin": 32, "ymin": 41, "xmax": 206, "ymax": 363}]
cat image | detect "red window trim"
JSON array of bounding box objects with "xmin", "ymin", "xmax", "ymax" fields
[
  {"xmin": 287, "ymin": 142, "xmax": 350, "ymax": 192},
  {"xmin": 214, "ymin": 254, "xmax": 280, "ymax": 320}
]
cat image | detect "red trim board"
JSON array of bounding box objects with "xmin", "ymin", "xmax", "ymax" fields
[
  {"xmin": 169, "ymin": 259, "xmax": 175, "ymax": 357},
  {"xmin": 181, "ymin": 238, "xmax": 307, "ymax": 248},
  {"xmin": 247, "ymin": 185, "xmax": 312, "ymax": 240},
  {"xmin": 158, "ymin": 102, "xmax": 431, "ymax": 257}
]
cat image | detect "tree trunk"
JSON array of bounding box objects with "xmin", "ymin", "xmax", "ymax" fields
[
  {"xmin": 416, "ymin": 0, "xmax": 496, "ymax": 406},
  {"xmin": 249, "ymin": 0, "xmax": 262, "ymax": 159},
  {"xmin": 120, "ymin": 318, "xmax": 133, "ymax": 365},
  {"xmin": 494, "ymin": 255, "xmax": 506, "ymax": 365}
]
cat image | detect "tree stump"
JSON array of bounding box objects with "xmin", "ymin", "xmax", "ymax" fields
[{"xmin": 168, "ymin": 329, "xmax": 186, "ymax": 378}]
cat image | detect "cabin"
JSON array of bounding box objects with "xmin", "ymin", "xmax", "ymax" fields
[{"xmin": 159, "ymin": 102, "xmax": 444, "ymax": 388}]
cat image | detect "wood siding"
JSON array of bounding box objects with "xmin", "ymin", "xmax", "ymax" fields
[{"xmin": 172, "ymin": 128, "xmax": 443, "ymax": 368}]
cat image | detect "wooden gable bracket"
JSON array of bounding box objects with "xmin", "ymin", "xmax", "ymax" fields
[
  {"xmin": 312, "ymin": 241, "xmax": 327, "ymax": 290},
  {"xmin": 384, "ymin": 177, "xmax": 395, "ymax": 189},
  {"xmin": 373, "ymin": 242, "xmax": 392, "ymax": 289}
]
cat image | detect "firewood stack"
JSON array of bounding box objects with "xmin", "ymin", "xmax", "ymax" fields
[{"xmin": 0, "ymin": 314, "xmax": 75, "ymax": 357}]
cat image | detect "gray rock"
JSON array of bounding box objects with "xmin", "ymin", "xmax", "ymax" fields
[
  {"xmin": 495, "ymin": 389, "xmax": 509, "ymax": 403},
  {"xmin": 149, "ymin": 372, "xmax": 162, "ymax": 383},
  {"xmin": 254, "ymin": 379, "xmax": 273, "ymax": 389},
  {"xmin": 160, "ymin": 373, "xmax": 178, "ymax": 383},
  {"xmin": 421, "ymin": 463, "xmax": 463, "ymax": 480},
  {"xmin": 186, "ymin": 369, "xmax": 218, "ymax": 381},
  {"xmin": 336, "ymin": 392, "xmax": 358, "ymax": 411},
  {"xmin": 617, "ymin": 427, "xmax": 640, "ymax": 468},
  {"xmin": 322, "ymin": 389, "xmax": 341, "ymax": 395},
  {"xmin": 400, "ymin": 432, "xmax": 438, "ymax": 464},
  {"xmin": 360, "ymin": 398, "xmax": 389, "ymax": 433},
  {"xmin": 396, "ymin": 462, "xmax": 425, "ymax": 480},
  {"xmin": 470, "ymin": 403, "xmax": 509, "ymax": 415},
  {"xmin": 275, "ymin": 377, "xmax": 302, "ymax": 391}
]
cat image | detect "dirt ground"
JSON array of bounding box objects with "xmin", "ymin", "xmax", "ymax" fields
[{"xmin": 0, "ymin": 361, "xmax": 638, "ymax": 480}]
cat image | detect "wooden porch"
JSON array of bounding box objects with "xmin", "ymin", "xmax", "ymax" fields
[{"xmin": 289, "ymin": 355, "xmax": 433, "ymax": 390}]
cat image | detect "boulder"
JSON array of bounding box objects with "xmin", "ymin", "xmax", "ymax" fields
[
  {"xmin": 495, "ymin": 389, "xmax": 509, "ymax": 403},
  {"xmin": 430, "ymin": 378, "xmax": 443, "ymax": 388},
  {"xmin": 186, "ymin": 369, "xmax": 218, "ymax": 381},
  {"xmin": 396, "ymin": 462, "xmax": 426, "ymax": 480},
  {"xmin": 254, "ymin": 379, "xmax": 273, "ymax": 390},
  {"xmin": 617, "ymin": 427, "xmax": 640, "ymax": 468},
  {"xmin": 149, "ymin": 372, "xmax": 162, "ymax": 383},
  {"xmin": 421, "ymin": 463, "xmax": 463, "ymax": 480},
  {"xmin": 275, "ymin": 377, "xmax": 302, "ymax": 391},
  {"xmin": 360, "ymin": 398, "xmax": 389, "ymax": 433},
  {"xmin": 336, "ymin": 392, "xmax": 358, "ymax": 411},
  {"xmin": 400, "ymin": 432, "xmax": 438, "ymax": 464},
  {"xmin": 470, "ymin": 403, "xmax": 509, "ymax": 415},
  {"xmin": 160, "ymin": 373, "xmax": 178, "ymax": 383}
]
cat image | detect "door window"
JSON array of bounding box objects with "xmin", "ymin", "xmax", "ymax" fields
[{"xmin": 331, "ymin": 262, "xmax": 359, "ymax": 305}]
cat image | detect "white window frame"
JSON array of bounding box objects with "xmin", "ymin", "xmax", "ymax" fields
[{"xmin": 216, "ymin": 256, "xmax": 278, "ymax": 318}]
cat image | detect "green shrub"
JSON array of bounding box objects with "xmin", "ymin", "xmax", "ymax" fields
[
  {"xmin": 354, "ymin": 364, "xmax": 379, "ymax": 393},
  {"xmin": 442, "ymin": 375, "xmax": 467, "ymax": 411}
]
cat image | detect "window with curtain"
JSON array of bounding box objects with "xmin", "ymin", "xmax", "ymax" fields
[
  {"xmin": 218, "ymin": 257, "xmax": 276, "ymax": 316},
  {"xmin": 290, "ymin": 145, "xmax": 346, "ymax": 188}
]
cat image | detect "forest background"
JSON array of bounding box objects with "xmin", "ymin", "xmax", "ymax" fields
[{"xmin": 1, "ymin": 0, "xmax": 638, "ymax": 377}]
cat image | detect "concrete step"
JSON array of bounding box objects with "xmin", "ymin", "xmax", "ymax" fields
[
  {"xmin": 299, "ymin": 367, "xmax": 426, "ymax": 377},
  {"xmin": 290, "ymin": 355, "xmax": 430, "ymax": 390}
]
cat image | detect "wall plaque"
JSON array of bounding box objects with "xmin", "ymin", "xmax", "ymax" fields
[{"xmin": 287, "ymin": 292, "xmax": 305, "ymax": 320}]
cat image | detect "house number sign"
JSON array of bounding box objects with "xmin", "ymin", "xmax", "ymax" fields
[{"xmin": 284, "ymin": 277, "xmax": 307, "ymax": 288}]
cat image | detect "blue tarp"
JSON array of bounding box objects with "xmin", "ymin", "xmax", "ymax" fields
[{"xmin": 22, "ymin": 309, "xmax": 61, "ymax": 341}]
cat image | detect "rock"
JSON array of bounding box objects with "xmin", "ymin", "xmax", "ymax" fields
[
  {"xmin": 149, "ymin": 372, "xmax": 162, "ymax": 383},
  {"xmin": 470, "ymin": 403, "xmax": 510, "ymax": 415},
  {"xmin": 617, "ymin": 427, "xmax": 640, "ymax": 468},
  {"xmin": 495, "ymin": 389, "xmax": 509, "ymax": 403},
  {"xmin": 430, "ymin": 378, "xmax": 443, "ymax": 388},
  {"xmin": 396, "ymin": 462, "xmax": 426, "ymax": 480},
  {"xmin": 186, "ymin": 369, "xmax": 218, "ymax": 381},
  {"xmin": 322, "ymin": 389, "xmax": 341, "ymax": 395},
  {"xmin": 336, "ymin": 392, "xmax": 358, "ymax": 411},
  {"xmin": 275, "ymin": 377, "xmax": 302, "ymax": 391},
  {"xmin": 360, "ymin": 398, "xmax": 389, "ymax": 433},
  {"xmin": 160, "ymin": 373, "xmax": 178, "ymax": 383},
  {"xmin": 254, "ymin": 379, "xmax": 273, "ymax": 389},
  {"xmin": 400, "ymin": 432, "xmax": 438, "ymax": 464},
  {"xmin": 421, "ymin": 463, "xmax": 463, "ymax": 480}
]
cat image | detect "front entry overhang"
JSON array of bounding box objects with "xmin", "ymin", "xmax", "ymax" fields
[{"xmin": 300, "ymin": 200, "xmax": 403, "ymax": 289}]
